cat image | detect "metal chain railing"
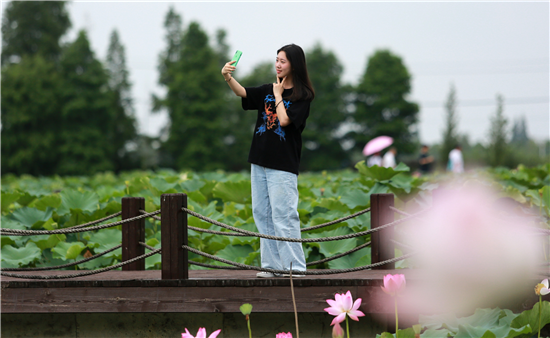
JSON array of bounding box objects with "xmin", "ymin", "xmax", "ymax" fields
[
  {"xmin": 0, "ymin": 210, "xmax": 161, "ymax": 236},
  {"xmin": 183, "ymin": 244, "xmax": 415, "ymax": 275},
  {"xmin": 1, "ymin": 245, "xmax": 122, "ymax": 271}
]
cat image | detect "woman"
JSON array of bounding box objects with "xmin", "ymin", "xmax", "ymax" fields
[{"xmin": 221, "ymin": 44, "xmax": 315, "ymax": 278}]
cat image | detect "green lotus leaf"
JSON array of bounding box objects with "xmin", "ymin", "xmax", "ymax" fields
[
  {"xmin": 212, "ymin": 181, "xmax": 251, "ymax": 204},
  {"xmin": 420, "ymin": 328, "xmax": 454, "ymax": 337},
  {"xmin": 150, "ymin": 177, "xmax": 178, "ymax": 194},
  {"xmin": 511, "ymin": 301, "xmax": 550, "ymax": 338},
  {"xmin": 77, "ymin": 254, "xmax": 114, "ymax": 270},
  {"xmin": 16, "ymin": 191, "xmax": 38, "ymax": 207},
  {"xmin": 376, "ymin": 328, "xmax": 415, "ymax": 338},
  {"xmin": 145, "ymin": 252, "xmax": 161, "ymax": 270},
  {"xmin": 31, "ymin": 234, "xmax": 66, "ymax": 250},
  {"xmin": 28, "ymin": 194, "xmax": 62, "ymax": 211},
  {"xmin": 199, "ymin": 180, "xmax": 217, "ymax": 200},
  {"xmin": 1, "ymin": 191, "xmax": 22, "ymax": 212},
  {"xmin": 58, "ymin": 190, "xmax": 99, "ymax": 215},
  {"xmin": 9, "ymin": 206, "xmax": 53, "ymax": 229},
  {"xmin": 1, "ymin": 242, "xmax": 42, "ymax": 268},
  {"xmin": 87, "ymin": 229, "xmax": 122, "ymax": 251},
  {"xmin": 179, "ymin": 179, "xmax": 206, "ymax": 193},
  {"xmin": 454, "ymin": 322, "xmax": 530, "ymax": 338},
  {"xmin": 52, "ymin": 241, "xmax": 86, "ymax": 260},
  {"xmin": 213, "ymin": 244, "xmax": 254, "ymax": 266},
  {"xmin": 126, "ymin": 176, "xmax": 151, "ymax": 195},
  {"xmin": 339, "ymin": 187, "xmax": 370, "ymax": 209},
  {"xmin": 1, "ymin": 236, "xmax": 16, "ymax": 248},
  {"xmin": 327, "ymin": 247, "xmax": 370, "ymax": 269},
  {"xmin": 355, "ymin": 161, "xmax": 410, "ymax": 181},
  {"xmin": 146, "ymin": 238, "xmax": 160, "ymax": 247},
  {"xmin": 314, "ymin": 197, "xmax": 349, "ymax": 213},
  {"xmin": 187, "ymin": 190, "xmax": 207, "ymax": 204}
]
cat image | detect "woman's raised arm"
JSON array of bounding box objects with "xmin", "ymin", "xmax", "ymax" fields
[{"xmin": 221, "ymin": 61, "xmax": 247, "ymax": 98}]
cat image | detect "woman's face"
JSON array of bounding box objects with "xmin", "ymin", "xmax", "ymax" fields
[{"xmin": 276, "ymin": 51, "xmax": 292, "ymax": 79}]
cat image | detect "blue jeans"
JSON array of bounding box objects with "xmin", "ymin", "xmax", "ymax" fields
[{"xmin": 251, "ymin": 164, "xmax": 306, "ymax": 272}]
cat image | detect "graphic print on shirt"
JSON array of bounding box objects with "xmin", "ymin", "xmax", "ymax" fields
[{"xmin": 255, "ymin": 94, "xmax": 292, "ymax": 141}]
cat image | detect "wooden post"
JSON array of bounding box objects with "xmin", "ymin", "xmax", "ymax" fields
[
  {"xmin": 160, "ymin": 193, "xmax": 188, "ymax": 280},
  {"xmin": 121, "ymin": 197, "xmax": 145, "ymax": 271},
  {"xmin": 370, "ymin": 193, "xmax": 395, "ymax": 270}
]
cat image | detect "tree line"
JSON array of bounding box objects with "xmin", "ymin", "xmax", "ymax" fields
[{"xmin": 2, "ymin": 3, "xmax": 546, "ymax": 177}]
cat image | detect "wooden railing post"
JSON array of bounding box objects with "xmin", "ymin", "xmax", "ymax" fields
[
  {"xmin": 121, "ymin": 197, "xmax": 145, "ymax": 271},
  {"xmin": 160, "ymin": 193, "xmax": 188, "ymax": 280},
  {"xmin": 370, "ymin": 193, "xmax": 395, "ymax": 270}
]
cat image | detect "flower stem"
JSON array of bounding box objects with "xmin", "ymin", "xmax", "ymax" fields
[
  {"xmin": 395, "ymin": 297, "xmax": 399, "ymax": 338},
  {"xmin": 538, "ymin": 295, "xmax": 542, "ymax": 338},
  {"xmin": 346, "ymin": 316, "xmax": 350, "ymax": 338}
]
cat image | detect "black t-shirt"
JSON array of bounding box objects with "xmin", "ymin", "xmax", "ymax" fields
[
  {"xmin": 242, "ymin": 84, "xmax": 310, "ymax": 175},
  {"xmin": 419, "ymin": 153, "xmax": 432, "ymax": 173}
]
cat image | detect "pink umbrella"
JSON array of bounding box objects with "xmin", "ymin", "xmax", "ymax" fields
[{"xmin": 362, "ymin": 136, "xmax": 393, "ymax": 156}]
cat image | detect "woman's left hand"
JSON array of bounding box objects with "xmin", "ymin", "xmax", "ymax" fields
[{"xmin": 273, "ymin": 76, "xmax": 285, "ymax": 98}]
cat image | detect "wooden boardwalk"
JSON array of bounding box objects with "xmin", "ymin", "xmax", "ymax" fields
[{"xmin": 1, "ymin": 269, "xmax": 416, "ymax": 314}]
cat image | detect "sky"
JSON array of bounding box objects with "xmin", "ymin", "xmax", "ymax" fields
[{"xmin": 61, "ymin": 1, "xmax": 549, "ymax": 145}]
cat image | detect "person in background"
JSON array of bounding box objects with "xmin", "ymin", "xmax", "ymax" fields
[
  {"xmin": 367, "ymin": 151, "xmax": 382, "ymax": 167},
  {"xmin": 448, "ymin": 144, "xmax": 464, "ymax": 173},
  {"xmin": 382, "ymin": 147, "xmax": 397, "ymax": 168},
  {"xmin": 418, "ymin": 145, "xmax": 434, "ymax": 175}
]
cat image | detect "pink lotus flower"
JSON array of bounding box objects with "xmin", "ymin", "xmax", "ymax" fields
[
  {"xmin": 535, "ymin": 279, "xmax": 550, "ymax": 296},
  {"xmin": 275, "ymin": 333, "xmax": 292, "ymax": 338},
  {"xmin": 324, "ymin": 290, "xmax": 365, "ymax": 326},
  {"xmin": 332, "ymin": 322, "xmax": 344, "ymax": 338},
  {"xmin": 182, "ymin": 328, "xmax": 221, "ymax": 338},
  {"xmin": 381, "ymin": 274, "xmax": 406, "ymax": 297}
]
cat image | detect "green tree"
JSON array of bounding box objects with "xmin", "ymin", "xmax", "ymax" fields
[
  {"xmin": 57, "ymin": 30, "xmax": 116, "ymax": 175},
  {"xmin": 487, "ymin": 94, "xmax": 509, "ymax": 167},
  {"xmin": 301, "ymin": 43, "xmax": 350, "ymax": 171},
  {"xmin": 440, "ymin": 83, "xmax": 460, "ymax": 167},
  {"xmin": 155, "ymin": 19, "xmax": 229, "ymax": 171},
  {"xmin": 155, "ymin": 6, "xmax": 182, "ymax": 89},
  {"xmin": 105, "ymin": 29, "xmax": 138, "ymax": 171},
  {"xmin": 511, "ymin": 115, "xmax": 529, "ymax": 145},
  {"xmin": 352, "ymin": 49, "xmax": 419, "ymax": 158},
  {"xmin": 1, "ymin": 55, "xmax": 63, "ymax": 176},
  {"xmin": 1, "ymin": 1, "xmax": 71, "ymax": 65}
]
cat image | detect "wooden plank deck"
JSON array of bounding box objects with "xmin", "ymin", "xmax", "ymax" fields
[
  {"xmin": 2, "ymin": 269, "xmax": 545, "ymax": 314},
  {"xmin": 1, "ymin": 269, "xmax": 412, "ymax": 314}
]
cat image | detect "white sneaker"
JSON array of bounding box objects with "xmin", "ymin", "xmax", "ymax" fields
[{"xmin": 256, "ymin": 271, "xmax": 276, "ymax": 278}]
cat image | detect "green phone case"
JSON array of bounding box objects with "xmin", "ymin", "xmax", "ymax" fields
[{"xmin": 231, "ymin": 50, "xmax": 243, "ymax": 67}]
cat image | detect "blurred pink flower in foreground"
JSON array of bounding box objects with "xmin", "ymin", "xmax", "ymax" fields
[
  {"xmin": 535, "ymin": 279, "xmax": 550, "ymax": 296},
  {"xmin": 324, "ymin": 290, "xmax": 365, "ymax": 326},
  {"xmin": 275, "ymin": 332, "xmax": 293, "ymax": 338},
  {"xmin": 381, "ymin": 274, "xmax": 406, "ymax": 297},
  {"xmin": 332, "ymin": 322, "xmax": 344, "ymax": 338},
  {"xmin": 403, "ymin": 183, "xmax": 540, "ymax": 314},
  {"xmin": 182, "ymin": 328, "xmax": 221, "ymax": 338}
]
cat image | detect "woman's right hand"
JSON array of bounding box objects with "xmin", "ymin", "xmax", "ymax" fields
[{"xmin": 221, "ymin": 61, "xmax": 236, "ymax": 80}]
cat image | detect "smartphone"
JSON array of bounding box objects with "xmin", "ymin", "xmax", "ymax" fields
[{"xmin": 231, "ymin": 50, "xmax": 243, "ymax": 67}]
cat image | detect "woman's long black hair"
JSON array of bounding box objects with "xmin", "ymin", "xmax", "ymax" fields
[{"xmin": 277, "ymin": 44, "xmax": 315, "ymax": 102}]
